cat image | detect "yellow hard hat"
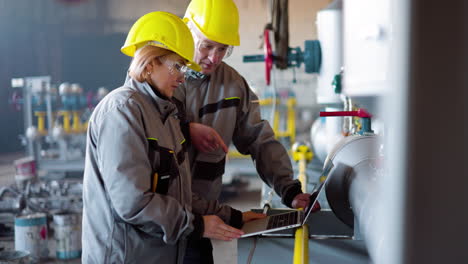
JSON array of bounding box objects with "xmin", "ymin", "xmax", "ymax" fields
[
  {"xmin": 121, "ymin": 11, "xmax": 201, "ymax": 72},
  {"xmin": 184, "ymin": 0, "xmax": 240, "ymax": 46}
]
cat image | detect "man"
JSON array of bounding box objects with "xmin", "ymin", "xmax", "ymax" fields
[{"xmin": 174, "ymin": 0, "xmax": 312, "ymax": 263}]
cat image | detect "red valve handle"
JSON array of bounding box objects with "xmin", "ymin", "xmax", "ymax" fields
[
  {"xmin": 320, "ymin": 108, "xmax": 372, "ymax": 118},
  {"xmin": 264, "ymin": 29, "xmax": 273, "ymax": 86}
]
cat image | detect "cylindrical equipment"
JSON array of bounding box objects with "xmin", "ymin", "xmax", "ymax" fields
[
  {"xmin": 53, "ymin": 212, "xmax": 82, "ymax": 259},
  {"xmin": 323, "ymin": 135, "xmax": 382, "ymax": 261},
  {"xmin": 13, "ymin": 157, "xmax": 37, "ymax": 183},
  {"xmin": 310, "ymin": 107, "xmax": 344, "ymax": 163},
  {"xmin": 14, "ymin": 213, "xmax": 49, "ymax": 261},
  {"xmin": 316, "ymin": 0, "xmax": 343, "ymax": 104}
]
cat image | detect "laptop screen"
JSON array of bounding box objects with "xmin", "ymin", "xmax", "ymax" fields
[
  {"xmin": 301, "ymin": 161, "xmax": 334, "ymax": 224},
  {"xmin": 300, "ymin": 181, "xmax": 323, "ymax": 224}
]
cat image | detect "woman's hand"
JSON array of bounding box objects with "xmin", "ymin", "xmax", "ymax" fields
[
  {"xmin": 189, "ymin": 123, "xmax": 228, "ymax": 153},
  {"xmin": 202, "ymin": 215, "xmax": 244, "ymax": 241},
  {"xmin": 242, "ymin": 211, "xmax": 267, "ymax": 223}
]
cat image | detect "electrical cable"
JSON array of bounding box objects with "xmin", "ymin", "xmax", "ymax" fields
[{"xmin": 246, "ymin": 236, "xmax": 258, "ymax": 264}]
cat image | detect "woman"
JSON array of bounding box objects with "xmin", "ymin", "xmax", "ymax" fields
[{"xmin": 81, "ymin": 11, "xmax": 243, "ymax": 264}]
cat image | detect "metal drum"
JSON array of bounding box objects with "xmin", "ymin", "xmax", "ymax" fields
[
  {"xmin": 14, "ymin": 213, "xmax": 49, "ymax": 261},
  {"xmin": 53, "ymin": 212, "xmax": 82, "ymax": 259},
  {"xmin": 13, "ymin": 157, "xmax": 37, "ymax": 183}
]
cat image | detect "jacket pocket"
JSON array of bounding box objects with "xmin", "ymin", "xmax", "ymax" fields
[
  {"xmin": 192, "ymin": 157, "xmax": 226, "ymax": 181},
  {"xmin": 148, "ymin": 138, "xmax": 178, "ymax": 195}
]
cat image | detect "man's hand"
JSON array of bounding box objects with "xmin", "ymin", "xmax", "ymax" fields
[
  {"xmin": 291, "ymin": 193, "xmax": 311, "ymax": 209},
  {"xmin": 242, "ymin": 211, "xmax": 266, "ymax": 223},
  {"xmin": 189, "ymin": 123, "xmax": 228, "ymax": 153},
  {"xmin": 202, "ymin": 215, "xmax": 244, "ymax": 241},
  {"xmin": 292, "ymin": 193, "xmax": 321, "ymax": 212}
]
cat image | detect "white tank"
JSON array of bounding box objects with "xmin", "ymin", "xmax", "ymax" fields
[
  {"xmin": 316, "ymin": 0, "xmax": 343, "ymax": 104},
  {"xmin": 342, "ymin": 0, "xmax": 391, "ymax": 96},
  {"xmin": 310, "ymin": 107, "xmax": 344, "ymax": 163}
]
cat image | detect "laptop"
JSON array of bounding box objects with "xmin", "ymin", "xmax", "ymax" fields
[{"xmin": 240, "ymin": 180, "xmax": 326, "ymax": 238}]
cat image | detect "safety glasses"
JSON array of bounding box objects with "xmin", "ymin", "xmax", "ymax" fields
[
  {"xmin": 191, "ymin": 25, "xmax": 234, "ymax": 59},
  {"xmin": 196, "ymin": 40, "xmax": 233, "ymax": 59},
  {"xmin": 158, "ymin": 55, "xmax": 189, "ymax": 76}
]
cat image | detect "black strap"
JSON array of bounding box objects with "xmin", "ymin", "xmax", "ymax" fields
[
  {"xmin": 172, "ymin": 97, "xmax": 187, "ymax": 122},
  {"xmin": 176, "ymin": 140, "xmax": 188, "ymax": 165},
  {"xmin": 192, "ymin": 158, "xmax": 226, "ymax": 181},
  {"xmin": 198, "ymin": 98, "xmax": 240, "ymax": 118},
  {"xmin": 147, "ymin": 139, "xmax": 179, "ymax": 194}
]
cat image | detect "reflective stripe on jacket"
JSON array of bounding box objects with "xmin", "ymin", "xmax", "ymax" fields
[
  {"xmin": 174, "ymin": 62, "xmax": 302, "ymax": 225},
  {"xmin": 82, "ymin": 76, "xmax": 198, "ymax": 264}
]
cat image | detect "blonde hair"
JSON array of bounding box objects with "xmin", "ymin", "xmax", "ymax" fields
[{"xmin": 128, "ymin": 45, "xmax": 173, "ymax": 82}]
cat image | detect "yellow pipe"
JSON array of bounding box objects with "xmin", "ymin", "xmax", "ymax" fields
[
  {"xmin": 258, "ymin": 98, "xmax": 273, "ymax": 106},
  {"xmin": 292, "ymin": 144, "xmax": 313, "ymax": 264},
  {"xmin": 60, "ymin": 111, "xmax": 71, "ymax": 133},
  {"xmin": 293, "ymin": 225, "xmax": 309, "ymax": 264},
  {"xmin": 275, "ymin": 131, "xmax": 288, "ymax": 138},
  {"xmin": 72, "ymin": 111, "xmax": 81, "ymax": 132},
  {"xmin": 273, "ymin": 109, "xmax": 280, "ymax": 138},
  {"xmin": 287, "ymin": 98, "xmax": 296, "ymax": 145},
  {"xmin": 298, "ymin": 158, "xmax": 307, "ymax": 193},
  {"xmin": 272, "ymin": 97, "xmax": 296, "ymax": 145},
  {"xmin": 34, "ymin": 112, "xmax": 47, "ymax": 134}
]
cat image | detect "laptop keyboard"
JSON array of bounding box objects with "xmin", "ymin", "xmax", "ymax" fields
[{"xmin": 267, "ymin": 211, "xmax": 298, "ymax": 229}]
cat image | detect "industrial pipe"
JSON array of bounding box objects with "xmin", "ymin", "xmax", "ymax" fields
[
  {"xmin": 291, "ymin": 142, "xmax": 313, "ymax": 264},
  {"xmin": 323, "ymin": 135, "xmax": 383, "ymax": 261}
]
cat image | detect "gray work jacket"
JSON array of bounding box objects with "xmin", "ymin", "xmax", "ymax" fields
[
  {"xmin": 174, "ymin": 62, "xmax": 302, "ymax": 226},
  {"xmin": 82, "ymin": 76, "xmax": 202, "ymax": 264}
]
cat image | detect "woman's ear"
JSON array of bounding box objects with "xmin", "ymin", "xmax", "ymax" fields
[{"xmin": 145, "ymin": 61, "xmax": 154, "ymax": 74}]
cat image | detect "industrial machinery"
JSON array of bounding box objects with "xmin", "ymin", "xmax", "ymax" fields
[
  {"xmin": 10, "ymin": 76, "xmax": 108, "ymax": 178},
  {"xmin": 238, "ymin": 0, "xmax": 391, "ymax": 263},
  {"xmin": 1, "ymin": 77, "xmax": 108, "ymax": 253},
  {"xmin": 323, "ymin": 135, "xmax": 383, "ymax": 261},
  {"xmin": 5, "ymin": 76, "xmax": 109, "ymax": 211}
]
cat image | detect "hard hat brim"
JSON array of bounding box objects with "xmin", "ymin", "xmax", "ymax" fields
[
  {"xmin": 121, "ymin": 41, "xmax": 201, "ymax": 72},
  {"xmin": 187, "ymin": 62, "xmax": 202, "ymax": 72}
]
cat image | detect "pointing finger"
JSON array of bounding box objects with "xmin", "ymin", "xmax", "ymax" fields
[{"xmin": 213, "ymin": 132, "xmax": 228, "ymax": 153}]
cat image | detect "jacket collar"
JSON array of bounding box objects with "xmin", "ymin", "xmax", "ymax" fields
[
  {"xmin": 185, "ymin": 62, "xmax": 228, "ymax": 81},
  {"xmin": 186, "ymin": 69, "xmax": 207, "ymax": 80},
  {"xmin": 124, "ymin": 73, "xmax": 177, "ymax": 123}
]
